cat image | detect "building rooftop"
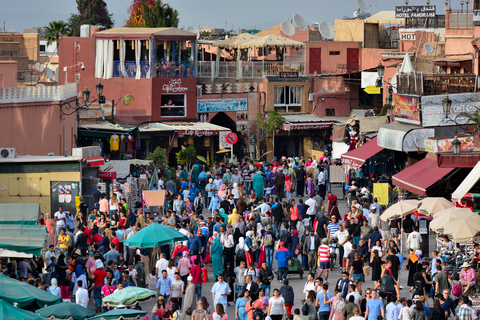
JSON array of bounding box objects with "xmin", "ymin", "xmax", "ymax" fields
[
  {"xmin": 0, "ymin": 155, "xmax": 81, "ymax": 163},
  {"xmin": 94, "ymin": 27, "xmax": 196, "ymax": 40}
]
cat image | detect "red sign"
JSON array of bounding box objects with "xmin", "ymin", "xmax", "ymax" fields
[
  {"xmin": 226, "ymin": 133, "xmax": 238, "ymax": 145},
  {"xmin": 98, "ymin": 171, "xmax": 117, "ymax": 180}
]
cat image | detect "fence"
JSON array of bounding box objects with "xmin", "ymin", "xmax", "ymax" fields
[
  {"xmin": 397, "ymin": 73, "xmax": 477, "ymax": 96},
  {"xmin": 0, "ymin": 83, "xmax": 77, "ymax": 104},
  {"xmin": 113, "ymin": 61, "xmax": 195, "ymax": 78},
  {"xmin": 197, "ymin": 60, "xmax": 305, "ymax": 79},
  {"xmin": 448, "ymin": 11, "xmax": 473, "ymax": 29}
]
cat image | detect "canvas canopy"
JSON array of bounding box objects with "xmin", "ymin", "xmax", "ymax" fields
[
  {"xmin": 89, "ymin": 308, "xmax": 148, "ymax": 320},
  {"xmin": 215, "ymin": 33, "xmax": 259, "ymax": 48},
  {"xmin": 36, "ymin": 302, "xmax": 95, "ymax": 320},
  {"xmin": 452, "ymin": 161, "xmax": 480, "ymax": 200},
  {"xmin": 0, "ymin": 298, "xmax": 48, "ymax": 320},
  {"xmin": 124, "ymin": 223, "xmax": 188, "ymax": 248},
  {"xmin": 0, "ymin": 225, "xmax": 47, "ymax": 256},
  {"xmin": 237, "ymin": 34, "xmax": 306, "ymax": 49},
  {"xmin": 142, "ymin": 190, "xmax": 166, "ymax": 208},
  {"xmin": 0, "ymin": 203, "xmax": 40, "ymax": 225},
  {"xmin": 101, "ymin": 287, "xmax": 156, "ymax": 307},
  {"xmin": 0, "ymin": 275, "xmax": 61, "ymax": 308}
]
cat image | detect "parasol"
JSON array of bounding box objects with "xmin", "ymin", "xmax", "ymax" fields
[
  {"xmin": 417, "ymin": 197, "xmax": 454, "ymax": 216},
  {"xmin": 124, "ymin": 223, "xmax": 188, "ymax": 248},
  {"xmin": 380, "ymin": 199, "xmax": 420, "ymax": 221},
  {"xmin": 443, "ymin": 213, "xmax": 480, "ymax": 241},
  {"xmin": 36, "ymin": 302, "xmax": 95, "ymax": 320},
  {"xmin": 429, "ymin": 207, "xmax": 473, "ymax": 232}
]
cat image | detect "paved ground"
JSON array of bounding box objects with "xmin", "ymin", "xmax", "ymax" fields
[{"xmin": 87, "ymin": 184, "xmax": 437, "ymax": 318}]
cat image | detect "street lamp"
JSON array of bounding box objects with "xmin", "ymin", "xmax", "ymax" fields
[
  {"xmin": 442, "ymin": 93, "xmax": 452, "ymax": 118},
  {"xmin": 82, "ymin": 86, "xmax": 90, "ymax": 102},
  {"xmin": 377, "ymin": 61, "xmax": 385, "ymax": 77},
  {"xmin": 452, "ymin": 136, "xmax": 461, "ymax": 156}
]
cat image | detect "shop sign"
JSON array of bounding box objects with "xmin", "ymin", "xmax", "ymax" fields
[
  {"xmin": 373, "ymin": 183, "xmax": 389, "ymax": 206},
  {"xmin": 197, "ymin": 98, "xmax": 247, "ymax": 112},
  {"xmin": 283, "ymin": 122, "xmax": 332, "ymax": 131},
  {"xmin": 162, "ymin": 79, "xmax": 188, "ymax": 93},
  {"xmin": 279, "ymin": 71, "xmax": 299, "ymax": 79},
  {"xmin": 393, "ymin": 94, "xmax": 421, "ymax": 125},
  {"xmin": 429, "ymin": 136, "xmax": 475, "ymax": 153},
  {"xmin": 98, "ymin": 171, "xmax": 117, "ymax": 180},
  {"xmin": 421, "ymin": 92, "xmax": 480, "ymax": 127},
  {"xmin": 395, "ymin": 6, "xmax": 436, "ymax": 19},
  {"xmin": 177, "ymin": 130, "xmax": 216, "ymax": 137},
  {"xmin": 424, "ymin": 139, "xmax": 437, "ymax": 153},
  {"xmin": 400, "ymin": 32, "xmax": 416, "ymax": 41},
  {"xmin": 402, "ymin": 128, "xmax": 434, "ymax": 152}
]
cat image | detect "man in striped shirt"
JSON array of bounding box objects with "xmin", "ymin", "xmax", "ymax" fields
[
  {"xmin": 317, "ymin": 238, "xmax": 331, "ymax": 284},
  {"xmin": 327, "ymin": 216, "xmax": 339, "ymax": 238}
]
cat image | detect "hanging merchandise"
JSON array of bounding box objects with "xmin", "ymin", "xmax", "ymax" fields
[
  {"xmin": 110, "ymin": 134, "xmax": 120, "ymax": 160},
  {"xmin": 119, "ymin": 135, "xmax": 126, "ymax": 158},
  {"xmin": 125, "ymin": 135, "xmax": 134, "ymax": 154}
]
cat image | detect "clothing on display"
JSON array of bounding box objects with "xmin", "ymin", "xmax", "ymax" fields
[
  {"xmin": 110, "ymin": 135, "xmax": 120, "ymax": 151},
  {"xmin": 125, "ymin": 135, "xmax": 134, "ymax": 154}
]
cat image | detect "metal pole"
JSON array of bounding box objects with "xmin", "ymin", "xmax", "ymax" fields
[
  {"xmin": 231, "ymin": 143, "xmax": 234, "ymax": 163},
  {"xmin": 112, "ymin": 99, "xmax": 115, "ymax": 121}
]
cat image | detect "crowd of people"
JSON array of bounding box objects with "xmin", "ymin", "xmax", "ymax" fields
[{"xmin": 1, "ymin": 154, "xmax": 479, "ymax": 320}]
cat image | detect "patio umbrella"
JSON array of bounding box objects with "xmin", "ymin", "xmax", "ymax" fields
[
  {"xmin": 418, "ymin": 197, "xmax": 454, "ymax": 216},
  {"xmin": 0, "ymin": 274, "xmax": 61, "ymax": 308},
  {"xmin": 36, "ymin": 302, "xmax": 95, "ymax": 320},
  {"xmin": 429, "ymin": 207, "xmax": 473, "ymax": 232},
  {"xmin": 101, "ymin": 287, "xmax": 156, "ymax": 307},
  {"xmin": 380, "ymin": 199, "xmax": 420, "ymax": 221},
  {"xmin": 214, "ymin": 33, "xmax": 259, "ymax": 48},
  {"xmin": 88, "ymin": 309, "xmax": 147, "ymax": 320},
  {"xmin": 237, "ymin": 34, "xmax": 306, "ymax": 49},
  {"xmin": 443, "ymin": 213, "xmax": 480, "ymax": 241},
  {"xmin": 0, "ymin": 298, "xmax": 48, "ymax": 320},
  {"xmin": 124, "ymin": 223, "xmax": 188, "ymax": 248}
]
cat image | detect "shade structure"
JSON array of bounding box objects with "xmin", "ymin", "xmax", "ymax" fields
[
  {"xmin": 429, "ymin": 207, "xmax": 473, "ymax": 232},
  {"xmin": 124, "ymin": 223, "xmax": 188, "ymax": 248},
  {"xmin": 418, "ymin": 197, "xmax": 454, "ymax": 216},
  {"xmin": 392, "ymin": 157, "xmax": 454, "ymax": 196},
  {"xmin": 215, "ymin": 33, "xmax": 259, "ymax": 48},
  {"xmin": 36, "ymin": 302, "xmax": 95, "ymax": 320},
  {"xmin": 0, "ymin": 298, "xmax": 48, "ymax": 320},
  {"xmin": 0, "ymin": 225, "xmax": 47, "ymax": 256},
  {"xmin": 341, "ymin": 137, "xmax": 384, "ymax": 169},
  {"xmin": 0, "ymin": 274, "xmax": 61, "ymax": 308},
  {"xmin": 443, "ymin": 213, "xmax": 480, "ymax": 241},
  {"xmin": 380, "ymin": 199, "xmax": 420, "ymax": 221},
  {"xmin": 237, "ymin": 34, "xmax": 305, "ymax": 49},
  {"xmin": 0, "ymin": 203, "xmax": 40, "ymax": 225},
  {"xmin": 88, "ymin": 308, "xmax": 148, "ymax": 320},
  {"xmin": 101, "ymin": 287, "xmax": 156, "ymax": 307},
  {"xmin": 142, "ymin": 190, "xmax": 166, "ymax": 208},
  {"xmin": 452, "ymin": 161, "xmax": 480, "ymax": 200}
]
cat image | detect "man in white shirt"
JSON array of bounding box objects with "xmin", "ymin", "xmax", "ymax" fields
[
  {"xmin": 305, "ymin": 194, "xmax": 317, "ymax": 227},
  {"xmin": 75, "ymin": 280, "xmax": 89, "ymax": 308},
  {"xmin": 256, "ymin": 201, "xmax": 271, "ymax": 217},
  {"xmin": 346, "ymin": 284, "xmax": 362, "ymax": 307},
  {"xmin": 343, "ymin": 236, "xmax": 353, "ymax": 272},
  {"xmin": 157, "ymin": 177, "xmax": 164, "ymax": 190},
  {"xmin": 317, "ymin": 167, "xmax": 326, "ymax": 198},
  {"xmin": 54, "ymin": 206, "xmax": 66, "ymax": 243},
  {"xmin": 45, "ymin": 245, "xmax": 56, "ymax": 269},
  {"xmin": 331, "ymin": 224, "xmax": 349, "ymax": 269},
  {"xmin": 368, "ymin": 207, "xmax": 379, "ymax": 229},
  {"xmin": 303, "ymin": 272, "xmax": 316, "ymax": 300},
  {"xmin": 406, "ymin": 227, "xmax": 422, "ymax": 251},
  {"xmin": 155, "ymin": 253, "xmax": 169, "ymax": 278}
]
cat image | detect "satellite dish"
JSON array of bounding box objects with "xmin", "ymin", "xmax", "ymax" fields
[
  {"xmin": 35, "ymin": 62, "xmax": 43, "ymax": 72},
  {"xmin": 46, "ymin": 68, "xmax": 53, "ymax": 80},
  {"xmin": 357, "ymin": 0, "xmax": 367, "ymax": 12},
  {"xmin": 186, "ymin": 25, "xmax": 200, "ymax": 39},
  {"xmin": 319, "ymin": 21, "xmax": 335, "ymax": 40},
  {"xmin": 293, "ymin": 14, "xmax": 306, "ymax": 30},
  {"xmin": 424, "ymin": 43, "xmax": 434, "ymax": 54},
  {"xmin": 281, "ymin": 21, "xmax": 295, "ymax": 37}
]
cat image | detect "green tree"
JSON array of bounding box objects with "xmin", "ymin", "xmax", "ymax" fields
[
  {"xmin": 44, "ymin": 20, "xmax": 69, "ymax": 49},
  {"xmin": 68, "ymin": 0, "xmax": 114, "ymax": 36},
  {"xmin": 254, "ymin": 110, "xmax": 286, "ymax": 156},
  {"xmin": 146, "ymin": 146, "xmax": 167, "ymax": 167},
  {"xmin": 176, "ymin": 143, "xmax": 196, "ymax": 169},
  {"xmin": 142, "ymin": 1, "xmax": 179, "ymax": 28}
]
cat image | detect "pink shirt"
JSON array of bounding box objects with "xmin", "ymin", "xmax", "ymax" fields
[
  {"xmin": 177, "ymin": 258, "xmax": 192, "ymax": 276},
  {"xmin": 101, "ymin": 285, "xmax": 115, "ymax": 297},
  {"xmin": 461, "ymin": 268, "xmax": 476, "ymax": 283},
  {"xmin": 85, "ymin": 257, "xmax": 96, "ymax": 275}
]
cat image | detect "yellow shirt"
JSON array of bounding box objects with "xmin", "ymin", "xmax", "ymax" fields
[
  {"xmin": 227, "ymin": 213, "xmax": 238, "ymax": 225},
  {"xmin": 110, "ymin": 135, "xmax": 120, "ymax": 151},
  {"xmin": 58, "ymin": 234, "xmax": 69, "ymax": 250}
]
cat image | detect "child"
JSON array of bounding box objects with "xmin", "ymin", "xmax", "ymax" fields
[
  {"xmin": 183, "ymin": 186, "xmax": 190, "ymax": 201},
  {"xmin": 293, "ymin": 308, "xmax": 302, "ymax": 320},
  {"xmin": 60, "ymin": 279, "xmax": 71, "ymax": 302}
]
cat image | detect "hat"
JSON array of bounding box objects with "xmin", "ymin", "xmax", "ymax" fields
[
  {"xmin": 158, "ymin": 296, "xmax": 165, "ymax": 301},
  {"xmin": 279, "ymin": 242, "xmax": 284, "ymax": 247},
  {"xmin": 95, "ymin": 259, "xmax": 104, "ymax": 269},
  {"xmin": 461, "ymin": 262, "xmax": 471, "ymax": 268},
  {"xmin": 75, "ymin": 249, "xmax": 81, "ymax": 256},
  {"xmin": 209, "ymin": 178, "xmax": 213, "ymax": 182},
  {"xmin": 412, "ymin": 295, "xmax": 420, "ymax": 301},
  {"xmin": 322, "ymin": 238, "xmax": 328, "ymax": 244},
  {"xmin": 187, "ymin": 276, "xmax": 193, "ymax": 281}
]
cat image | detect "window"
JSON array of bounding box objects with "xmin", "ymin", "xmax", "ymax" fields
[
  {"xmin": 326, "ymin": 108, "xmax": 336, "ymax": 116},
  {"xmin": 274, "ymin": 86, "xmax": 302, "ymax": 112},
  {"xmin": 329, "ymin": 51, "xmax": 340, "ymax": 55},
  {"xmin": 161, "ymin": 94, "xmax": 186, "ymax": 117},
  {"xmin": 39, "ymin": 45, "xmax": 46, "ymax": 52}
]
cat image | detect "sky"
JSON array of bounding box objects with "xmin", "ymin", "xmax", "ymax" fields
[{"xmin": 0, "ymin": 0, "xmax": 457, "ymax": 33}]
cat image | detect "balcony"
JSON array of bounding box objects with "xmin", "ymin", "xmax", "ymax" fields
[
  {"xmin": 113, "ymin": 61, "xmax": 195, "ymax": 78},
  {"xmin": 0, "ymin": 83, "xmax": 77, "ymax": 104},
  {"xmin": 197, "ymin": 61, "xmax": 305, "ymax": 79},
  {"xmin": 396, "ymin": 73, "xmax": 476, "ymax": 96}
]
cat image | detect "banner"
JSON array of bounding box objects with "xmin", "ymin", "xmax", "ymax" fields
[
  {"xmin": 393, "ymin": 94, "xmax": 421, "ymax": 125},
  {"xmin": 421, "ymin": 92, "xmax": 480, "ymax": 127},
  {"xmin": 373, "ymin": 183, "xmax": 389, "ymax": 206},
  {"xmin": 197, "ymin": 98, "xmax": 247, "ymax": 112}
]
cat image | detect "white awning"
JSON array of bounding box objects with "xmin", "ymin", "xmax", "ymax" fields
[{"xmin": 452, "ymin": 161, "xmax": 480, "ymax": 200}]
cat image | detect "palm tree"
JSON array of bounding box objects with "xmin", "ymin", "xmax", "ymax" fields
[{"xmin": 44, "ymin": 20, "xmax": 69, "ymax": 49}]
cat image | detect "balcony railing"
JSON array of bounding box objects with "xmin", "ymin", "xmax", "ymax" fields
[
  {"xmin": 197, "ymin": 61, "xmax": 305, "ymax": 79},
  {"xmin": 0, "ymin": 83, "xmax": 77, "ymax": 104},
  {"xmin": 113, "ymin": 60, "xmax": 195, "ymax": 78},
  {"xmin": 396, "ymin": 73, "xmax": 477, "ymax": 96},
  {"xmin": 448, "ymin": 11, "xmax": 473, "ymax": 29}
]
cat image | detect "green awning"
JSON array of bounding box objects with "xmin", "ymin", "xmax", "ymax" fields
[
  {"xmin": 0, "ymin": 298, "xmax": 48, "ymax": 320},
  {"xmin": 0, "ymin": 225, "xmax": 47, "ymax": 256},
  {"xmin": 36, "ymin": 302, "xmax": 95, "ymax": 320},
  {"xmin": 88, "ymin": 308, "xmax": 148, "ymax": 320},
  {"xmin": 101, "ymin": 287, "xmax": 156, "ymax": 307},
  {"xmin": 0, "ymin": 204, "xmax": 40, "ymax": 225},
  {"xmin": 0, "ymin": 275, "xmax": 61, "ymax": 309}
]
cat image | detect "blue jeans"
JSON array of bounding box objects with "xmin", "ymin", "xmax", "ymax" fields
[
  {"xmin": 94, "ymin": 286, "xmax": 102, "ymax": 307},
  {"xmin": 195, "ymin": 284, "xmax": 202, "ymax": 301},
  {"xmin": 265, "ymin": 246, "xmax": 274, "ymax": 269},
  {"xmin": 244, "ymin": 181, "xmax": 252, "ymax": 195},
  {"xmin": 235, "ymin": 285, "xmax": 244, "ymax": 300},
  {"xmin": 260, "ymin": 284, "xmax": 271, "ymax": 297},
  {"xmin": 279, "ymin": 267, "xmax": 288, "ymax": 281}
]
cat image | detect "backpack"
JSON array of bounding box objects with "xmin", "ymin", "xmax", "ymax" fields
[
  {"xmin": 264, "ymin": 233, "xmax": 274, "ymax": 246},
  {"xmin": 452, "ymin": 282, "xmax": 462, "ymax": 297},
  {"xmin": 237, "ymin": 245, "xmax": 246, "ymax": 262},
  {"xmin": 413, "ymin": 281, "xmax": 423, "ymax": 296},
  {"xmin": 280, "ymin": 230, "xmax": 289, "ymax": 246},
  {"xmin": 302, "ymin": 302, "xmax": 309, "ymax": 316}
]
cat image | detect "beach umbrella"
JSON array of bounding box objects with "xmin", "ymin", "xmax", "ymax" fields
[
  {"xmin": 380, "ymin": 199, "xmax": 420, "ymax": 221},
  {"xmin": 0, "ymin": 274, "xmax": 61, "ymax": 308},
  {"xmin": 0, "ymin": 298, "xmax": 48, "ymax": 320},
  {"xmin": 429, "ymin": 207, "xmax": 473, "ymax": 232},
  {"xmin": 124, "ymin": 222, "xmax": 188, "ymax": 248},
  {"xmin": 88, "ymin": 309, "xmax": 147, "ymax": 320},
  {"xmin": 418, "ymin": 197, "xmax": 454, "ymax": 216},
  {"xmin": 443, "ymin": 213, "xmax": 480, "ymax": 241},
  {"xmin": 36, "ymin": 302, "xmax": 95, "ymax": 320},
  {"xmin": 101, "ymin": 287, "xmax": 156, "ymax": 307}
]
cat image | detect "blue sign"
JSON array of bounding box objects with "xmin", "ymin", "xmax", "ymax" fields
[{"xmin": 197, "ymin": 98, "xmax": 247, "ymax": 112}]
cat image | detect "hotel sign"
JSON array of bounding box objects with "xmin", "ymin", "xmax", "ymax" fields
[{"xmin": 395, "ymin": 6, "xmax": 436, "ymax": 18}]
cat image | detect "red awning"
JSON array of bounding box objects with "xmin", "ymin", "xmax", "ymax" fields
[
  {"xmin": 341, "ymin": 137, "xmax": 384, "ymax": 169},
  {"xmin": 86, "ymin": 157, "xmax": 105, "ymax": 167},
  {"xmin": 392, "ymin": 156, "xmax": 455, "ymax": 196}
]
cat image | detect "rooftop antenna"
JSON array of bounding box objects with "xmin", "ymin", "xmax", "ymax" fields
[
  {"xmin": 354, "ymin": 0, "xmax": 372, "ymax": 19},
  {"xmin": 319, "ymin": 21, "xmax": 335, "ymax": 40},
  {"xmin": 424, "ymin": 43, "xmax": 434, "ymax": 54},
  {"xmin": 281, "ymin": 20, "xmax": 295, "ymax": 37},
  {"xmin": 46, "ymin": 68, "xmax": 54, "ymax": 80},
  {"xmin": 186, "ymin": 25, "xmax": 200, "ymax": 39},
  {"xmin": 293, "ymin": 14, "xmax": 306, "ymax": 29}
]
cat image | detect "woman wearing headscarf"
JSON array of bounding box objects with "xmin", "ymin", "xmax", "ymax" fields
[
  {"xmin": 253, "ymin": 171, "xmax": 265, "ymax": 199},
  {"xmin": 225, "ymin": 261, "xmax": 236, "ymax": 302},
  {"xmin": 244, "ymin": 231, "xmax": 254, "ymax": 267},
  {"xmin": 71, "ymin": 265, "xmax": 87, "ymax": 297},
  {"xmin": 219, "ymin": 208, "xmax": 229, "ymax": 224},
  {"xmin": 235, "ymin": 237, "xmax": 248, "ymax": 267},
  {"xmin": 307, "ymin": 177, "xmax": 315, "ymax": 197},
  {"xmin": 284, "ymin": 175, "xmax": 293, "ymax": 200},
  {"xmin": 290, "ymin": 230, "xmax": 299, "ymax": 259},
  {"xmin": 45, "ymin": 213, "xmax": 55, "ymax": 246},
  {"xmin": 224, "ymin": 235, "xmax": 235, "ymax": 274},
  {"xmin": 208, "ymin": 192, "xmax": 221, "ymax": 212},
  {"xmin": 328, "ymin": 293, "xmax": 345, "ymax": 320},
  {"xmin": 48, "ymin": 278, "xmax": 61, "ymax": 297},
  {"xmin": 191, "ymin": 164, "xmax": 201, "ymax": 187},
  {"xmin": 182, "ymin": 276, "xmax": 197, "ymax": 320},
  {"xmin": 328, "ymin": 200, "xmax": 342, "ymax": 222},
  {"xmin": 177, "ymin": 251, "xmax": 192, "ymax": 285},
  {"xmin": 211, "ymin": 237, "xmax": 224, "ymax": 281}
]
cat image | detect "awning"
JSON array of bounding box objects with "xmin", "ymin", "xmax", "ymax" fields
[
  {"xmin": 392, "ymin": 155, "xmax": 455, "ymax": 196},
  {"xmin": 94, "ymin": 27, "xmax": 196, "ymax": 41},
  {"xmin": 0, "ymin": 203, "xmax": 40, "ymax": 225},
  {"xmin": 452, "ymin": 161, "xmax": 480, "ymax": 200},
  {"xmin": 282, "ymin": 114, "xmax": 333, "ymax": 131},
  {"xmin": 377, "ymin": 122, "xmax": 428, "ymax": 151},
  {"xmin": 85, "ymin": 157, "xmax": 105, "ymax": 167},
  {"xmin": 168, "ymin": 122, "xmax": 230, "ymax": 136},
  {"xmin": 142, "ymin": 190, "xmax": 166, "ymax": 208},
  {"xmin": 341, "ymin": 137, "xmax": 384, "ymax": 169},
  {"xmin": 0, "ymin": 225, "xmax": 47, "ymax": 256}
]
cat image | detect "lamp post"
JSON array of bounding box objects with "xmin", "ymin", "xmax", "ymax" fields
[
  {"xmin": 452, "ymin": 136, "xmax": 461, "ymax": 156},
  {"xmin": 442, "ymin": 93, "xmax": 452, "ymax": 118}
]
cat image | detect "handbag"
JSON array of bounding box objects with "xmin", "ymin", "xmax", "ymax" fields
[
  {"xmin": 185, "ymin": 307, "xmax": 192, "ymax": 316},
  {"xmin": 302, "ymin": 302, "xmax": 309, "ymax": 316}
]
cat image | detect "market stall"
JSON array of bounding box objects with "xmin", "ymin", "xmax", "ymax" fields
[{"xmin": 142, "ymin": 190, "xmax": 166, "ymax": 215}]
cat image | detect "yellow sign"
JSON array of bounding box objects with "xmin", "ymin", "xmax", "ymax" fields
[
  {"xmin": 75, "ymin": 196, "xmax": 81, "ymax": 211},
  {"xmin": 364, "ymin": 86, "xmax": 381, "ymax": 94},
  {"xmin": 373, "ymin": 183, "xmax": 389, "ymax": 205}
]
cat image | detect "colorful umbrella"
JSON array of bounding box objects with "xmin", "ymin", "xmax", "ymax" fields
[
  {"xmin": 36, "ymin": 302, "xmax": 95, "ymax": 320},
  {"xmin": 0, "ymin": 298, "xmax": 48, "ymax": 320},
  {"xmin": 0, "ymin": 274, "xmax": 61, "ymax": 308},
  {"xmin": 88, "ymin": 308, "xmax": 147, "ymax": 320},
  {"xmin": 101, "ymin": 287, "xmax": 156, "ymax": 307},
  {"xmin": 124, "ymin": 223, "xmax": 188, "ymax": 248}
]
